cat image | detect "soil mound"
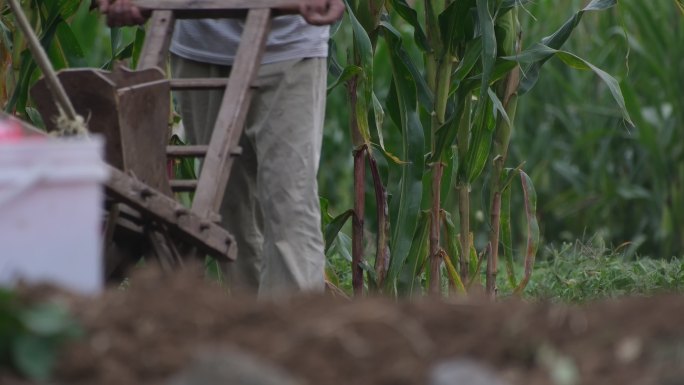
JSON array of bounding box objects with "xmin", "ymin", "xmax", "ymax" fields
[{"xmin": 12, "ymin": 267, "xmax": 684, "ymax": 385}]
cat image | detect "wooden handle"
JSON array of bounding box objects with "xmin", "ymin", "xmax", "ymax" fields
[{"xmin": 131, "ymin": 0, "xmax": 301, "ymax": 12}]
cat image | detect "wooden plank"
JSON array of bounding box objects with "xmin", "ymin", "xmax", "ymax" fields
[
  {"xmin": 138, "ymin": 10, "xmax": 175, "ymax": 70},
  {"xmin": 107, "ymin": 168, "xmax": 237, "ymax": 261},
  {"xmin": 166, "ymin": 145, "xmax": 242, "ymax": 157},
  {"xmin": 170, "ymin": 180, "xmax": 197, "ymax": 192},
  {"xmin": 191, "ymin": 9, "xmax": 271, "ymax": 218},
  {"xmin": 170, "ymin": 78, "xmax": 229, "ymax": 90},
  {"xmin": 132, "ymin": 0, "xmax": 300, "ymax": 11},
  {"xmin": 116, "ymin": 76, "xmax": 173, "ymax": 197},
  {"xmin": 167, "ymin": 145, "xmax": 208, "ymax": 157},
  {"xmin": 148, "ymin": 230, "xmax": 178, "ymax": 272}
]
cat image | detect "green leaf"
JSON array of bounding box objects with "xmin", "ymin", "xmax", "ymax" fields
[
  {"xmin": 515, "ymin": 171, "xmax": 540, "ymax": 294},
  {"xmin": 487, "ymin": 87, "xmax": 511, "ymax": 129},
  {"xmin": 502, "ymin": 43, "xmax": 556, "ymax": 63},
  {"xmin": 5, "ymin": 11, "xmax": 62, "ymax": 114},
  {"xmin": 397, "ymin": 211, "xmax": 430, "ymax": 295},
  {"xmin": 327, "ymin": 65, "xmax": 363, "ymax": 93},
  {"xmin": 500, "ymin": 0, "xmax": 534, "ymax": 12},
  {"xmin": 452, "ymin": 37, "xmax": 482, "ymax": 89},
  {"xmin": 432, "ymin": 89, "xmax": 468, "ymax": 163},
  {"xmin": 386, "ymin": 0, "xmax": 430, "ymax": 52},
  {"xmin": 554, "ymin": 51, "xmax": 633, "ymax": 126},
  {"xmin": 25, "ymin": 107, "xmax": 45, "ymax": 128},
  {"xmin": 462, "ymin": 96, "xmax": 495, "ymax": 184},
  {"xmin": 505, "ymin": 44, "xmax": 633, "ymax": 127},
  {"xmin": 324, "ymin": 209, "xmax": 354, "ymax": 254},
  {"xmin": 439, "ymin": 0, "xmax": 476, "ymax": 53},
  {"xmin": 12, "ymin": 334, "xmax": 57, "ymax": 381},
  {"xmin": 385, "ymin": 79, "xmax": 401, "ymax": 129},
  {"xmin": 131, "ymin": 26, "xmax": 146, "ymax": 69},
  {"xmin": 518, "ymin": 0, "xmax": 618, "ymax": 94},
  {"xmin": 500, "ymin": 177, "xmax": 517, "ymax": 288},
  {"xmin": 110, "ymin": 27, "xmax": 121, "ymax": 60},
  {"xmin": 20, "ymin": 303, "xmax": 74, "ymax": 336},
  {"xmin": 327, "ymin": 39, "xmax": 344, "ymax": 79},
  {"xmin": 381, "ymin": 24, "xmax": 426, "ymax": 289},
  {"xmin": 345, "ymin": 0, "xmax": 374, "ymax": 104},
  {"xmin": 379, "ymin": 21, "xmax": 434, "ymax": 111},
  {"xmin": 371, "ymin": 92, "xmax": 405, "ymax": 164},
  {"xmin": 58, "ymin": 0, "xmax": 81, "ymax": 19},
  {"xmin": 56, "ymin": 22, "xmax": 85, "ymax": 66},
  {"xmin": 476, "ymin": 0, "xmax": 497, "ymax": 102},
  {"xmin": 332, "ymin": 233, "xmax": 353, "ymax": 263}
]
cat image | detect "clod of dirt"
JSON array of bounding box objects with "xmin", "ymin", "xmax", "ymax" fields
[
  {"xmin": 429, "ymin": 359, "xmax": 510, "ymax": 385},
  {"xmin": 165, "ymin": 347, "xmax": 304, "ymax": 385}
]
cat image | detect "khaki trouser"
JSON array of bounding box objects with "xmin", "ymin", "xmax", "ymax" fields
[{"xmin": 171, "ymin": 55, "xmax": 326, "ymax": 296}]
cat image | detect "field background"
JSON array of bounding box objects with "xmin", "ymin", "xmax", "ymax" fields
[{"xmin": 1, "ymin": 0, "xmax": 682, "ymax": 296}]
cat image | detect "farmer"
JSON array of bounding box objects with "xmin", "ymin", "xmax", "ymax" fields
[{"xmin": 98, "ymin": 0, "xmax": 344, "ymax": 296}]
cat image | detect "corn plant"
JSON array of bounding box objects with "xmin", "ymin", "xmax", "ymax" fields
[
  {"xmin": 510, "ymin": 0, "xmax": 683, "ymax": 258},
  {"xmin": 327, "ymin": 0, "xmax": 633, "ymax": 297}
]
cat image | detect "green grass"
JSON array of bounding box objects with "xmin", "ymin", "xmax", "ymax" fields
[{"xmin": 519, "ymin": 240, "xmax": 684, "ymax": 303}]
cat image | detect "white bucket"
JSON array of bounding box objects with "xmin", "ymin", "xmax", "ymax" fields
[{"xmin": 0, "ymin": 136, "xmax": 108, "ymax": 295}]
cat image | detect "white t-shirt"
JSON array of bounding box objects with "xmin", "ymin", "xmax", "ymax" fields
[{"xmin": 170, "ymin": 15, "xmax": 329, "ymax": 66}]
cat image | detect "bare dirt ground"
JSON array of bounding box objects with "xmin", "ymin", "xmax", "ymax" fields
[{"xmin": 8, "ymin": 266, "xmax": 684, "ymax": 385}]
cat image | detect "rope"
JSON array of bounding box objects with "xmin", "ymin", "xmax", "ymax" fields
[{"xmin": 7, "ymin": 0, "xmax": 88, "ymax": 136}]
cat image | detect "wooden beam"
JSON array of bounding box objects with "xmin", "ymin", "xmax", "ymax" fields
[
  {"xmin": 132, "ymin": 0, "xmax": 301, "ymax": 11},
  {"xmin": 107, "ymin": 168, "xmax": 236, "ymax": 261},
  {"xmin": 170, "ymin": 179, "xmax": 197, "ymax": 192},
  {"xmin": 167, "ymin": 145, "xmax": 208, "ymax": 157},
  {"xmin": 138, "ymin": 10, "xmax": 175, "ymax": 70},
  {"xmin": 166, "ymin": 145, "xmax": 242, "ymax": 157},
  {"xmin": 191, "ymin": 9, "xmax": 271, "ymax": 218},
  {"xmin": 170, "ymin": 78, "xmax": 229, "ymax": 90}
]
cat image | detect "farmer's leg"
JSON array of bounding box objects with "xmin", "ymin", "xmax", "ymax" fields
[
  {"xmin": 171, "ymin": 54, "xmax": 262, "ymax": 291},
  {"xmin": 244, "ymin": 58, "xmax": 327, "ymax": 296}
]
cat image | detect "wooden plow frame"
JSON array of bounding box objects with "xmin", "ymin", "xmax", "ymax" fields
[{"xmin": 28, "ymin": 0, "xmax": 302, "ymax": 278}]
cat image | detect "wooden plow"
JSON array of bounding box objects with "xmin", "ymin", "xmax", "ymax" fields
[{"xmin": 27, "ymin": 0, "xmax": 302, "ymax": 279}]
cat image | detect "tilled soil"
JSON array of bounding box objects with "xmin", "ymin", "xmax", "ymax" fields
[{"xmin": 10, "ymin": 266, "xmax": 684, "ymax": 385}]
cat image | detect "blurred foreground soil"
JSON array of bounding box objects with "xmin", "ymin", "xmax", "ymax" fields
[{"xmin": 6, "ymin": 266, "xmax": 684, "ymax": 385}]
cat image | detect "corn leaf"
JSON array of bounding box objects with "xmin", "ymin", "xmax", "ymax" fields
[
  {"xmin": 518, "ymin": 0, "xmax": 618, "ymax": 95},
  {"xmin": 382, "ymin": 24, "xmax": 426, "ymax": 290},
  {"xmin": 461, "ymin": 96, "xmax": 495, "ymax": 184},
  {"xmin": 344, "ymin": 0, "xmax": 373, "ymax": 104},
  {"xmin": 439, "ymin": 0, "xmax": 476, "ymax": 52},
  {"xmin": 327, "ymin": 65, "xmax": 362, "ymax": 93},
  {"xmin": 379, "ymin": 20, "xmax": 434, "ymax": 111},
  {"xmin": 56, "ymin": 23, "xmax": 84, "ymax": 67},
  {"xmin": 500, "ymin": 171, "xmax": 517, "ymax": 288},
  {"xmin": 5, "ymin": 12, "xmax": 62, "ymax": 114},
  {"xmin": 397, "ymin": 211, "xmax": 430, "ymax": 295},
  {"xmin": 324, "ymin": 209, "xmax": 354, "ymax": 254},
  {"xmin": 476, "ymin": 0, "xmax": 497, "ymax": 102},
  {"xmin": 505, "ymin": 44, "xmax": 633, "ymax": 127},
  {"xmin": 131, "ymin": 26, "xmax": 146, "ymax": 69},
  {"xmin": 515, "ymin": 171, "xmax": 539, "ymax": 294},
  {"xmin": 385, "ymin": 0, "xmax": 430, "ymax": 52}
]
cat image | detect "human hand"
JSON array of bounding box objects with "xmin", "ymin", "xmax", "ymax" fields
[
  {"xmin": 97, "ymin": 0, "xmax": 151, "ymax": 27},
  {"xmin": 299, "ymin": 0, "xmax": 345, "ymax": 25}
]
